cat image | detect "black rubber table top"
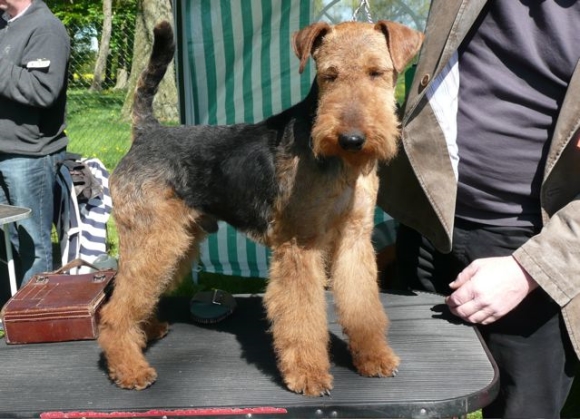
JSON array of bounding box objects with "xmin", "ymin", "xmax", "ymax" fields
[{"xmin": 0, "ymin": 291, "xmax": 498, "ymax": 418}]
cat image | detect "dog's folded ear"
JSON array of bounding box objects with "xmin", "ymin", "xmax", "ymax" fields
[
  {"xmin": 374, "ymin": 21, "xmax": 424, "ymax": 75},
  {"xmin": 292, "ymin": 22, "xmax": 332, "ymax": 74}
]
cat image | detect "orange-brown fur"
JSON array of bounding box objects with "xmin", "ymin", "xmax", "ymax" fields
[{"xmin": 98, "ymin": 20, "xmax": 423, "ymax": 396}]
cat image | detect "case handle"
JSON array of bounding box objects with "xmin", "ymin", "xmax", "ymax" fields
[{"xmin": 53, "ymin": 258, "xmax": 101, "ymax": 274}]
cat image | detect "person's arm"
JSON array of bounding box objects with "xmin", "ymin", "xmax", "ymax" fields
[
  {"xmin": 0, "ymin": 23, "xmax": 69, "ymax": 107},
  {"xmin": 512, "ymin": 197, "xmax": 580, "ymax": 307},
  {"xmin": 446, "ymin": 197, "xmax": 580, "ymax": 324}
]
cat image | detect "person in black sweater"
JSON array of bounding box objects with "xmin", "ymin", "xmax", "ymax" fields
[{"xmin": 0, "ymin": 0, "xmax": 70, "ymax": 286}]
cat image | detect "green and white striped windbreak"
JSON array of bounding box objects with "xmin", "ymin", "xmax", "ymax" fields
[{"xmin": 176, "ymin": 0, "xmax": 395, "ymax": 279}]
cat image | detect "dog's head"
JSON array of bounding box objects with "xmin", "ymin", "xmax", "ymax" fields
[{"xmin": 293, "ymin": 21, "xmax": 423, "ymax": 170}]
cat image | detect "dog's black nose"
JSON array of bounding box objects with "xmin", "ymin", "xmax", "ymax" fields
[{"xmin": 338, "ymin": 133, "xmax": 365, "ymax": 151}]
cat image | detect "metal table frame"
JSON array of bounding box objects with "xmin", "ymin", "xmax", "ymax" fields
[{"xmin": 0, "ymin": 205, "xmax": 31, "ymax": 296}]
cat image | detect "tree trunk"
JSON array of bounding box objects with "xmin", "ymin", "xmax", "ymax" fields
[
  {"xmin": 121, "ymin": 0, "xmax": 177, "ymax": 122},
  {"xmin": 114, "ymin": 68, "xmax": 129, "ymax": 90},
  {"xmin": 89, "ymin": 0, "xmax": 113, "ymax": 93},
  {"xmin": 113, "ymin": 18, "xmax": 131, "ymax": 90}
]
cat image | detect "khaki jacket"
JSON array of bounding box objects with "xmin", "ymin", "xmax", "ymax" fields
[{"xmin": 377, "ymin": 0, "xmax": 580, "ymax": 358}]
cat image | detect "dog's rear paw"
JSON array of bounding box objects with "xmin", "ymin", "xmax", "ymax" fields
[
  {"xmin": 284, "ymin": 369, "xmax": 333, "ymax": 397},
  {"xmin": 109, "ymin": 366, "xmax": 158, "ymax": 390},
  {"xmin": 143, "ymin": 319, "xmax": 169, "ymax": 342},
  {"xmin": 353, "ymin": 347, "xmax": 400, "ymax": 377}
]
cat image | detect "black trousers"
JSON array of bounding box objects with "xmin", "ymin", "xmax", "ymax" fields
[{"xmin": 396, "ymin": 220, "xmax": 578, "ymax": 418}]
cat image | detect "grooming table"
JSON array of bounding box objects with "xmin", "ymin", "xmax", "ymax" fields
[{"xmin": 0, "ymin": 291, "xmax": 498, "ymax": 418}]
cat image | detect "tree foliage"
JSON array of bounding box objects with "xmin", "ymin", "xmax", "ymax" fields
[{"xmin": 46, "ymin": 0, "xmax": 138, "ymax": 89}]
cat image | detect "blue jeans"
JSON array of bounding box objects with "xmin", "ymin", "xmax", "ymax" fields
[{"xmin": 0, "ymin": 150, "xmax": 66, "ymax": 285}]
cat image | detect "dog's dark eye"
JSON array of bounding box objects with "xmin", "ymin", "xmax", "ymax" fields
[
  {"xmin": 369, "ymin": 69, "xmax": 385, "ymax": 79},
  {"xmin": 320, "ymin": 73, "xmax": 338, "ymax": 82}
]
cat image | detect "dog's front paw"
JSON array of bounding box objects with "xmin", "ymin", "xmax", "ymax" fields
[
  {"xmin": 283, "ymin": 369, "xmax": 333, "ymax": 396},
  {"xmin": 109, "ymin": 365, "xmax": 158, "ymax": 390},
  {"xmin": 353, "ymin": 346, "xmax": 400, "ymax": 378}
]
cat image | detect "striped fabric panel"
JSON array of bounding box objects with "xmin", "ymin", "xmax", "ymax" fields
[
  {"xmin": 178, "ymin": 0, "xmax": 396, "ymax": 279},
  {"xmin": 179, "ymin": 0, "xmax": 312, "ymax": 278},
  {"xmin": 179, "ymin": 0, "xmax": 313, "ymax": 126},
  {"xmin": 373, "ymin": 208, "xmax": 397, "ymax": 251}
]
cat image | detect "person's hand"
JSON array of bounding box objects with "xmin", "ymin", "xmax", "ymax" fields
[{"xmin": 445, "ymin": 256, "xmax": 538, "ymax": 325}]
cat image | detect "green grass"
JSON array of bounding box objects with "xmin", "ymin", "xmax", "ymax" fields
[
  {"xmin": 169, "ymin": 271, "xmax": 266, "ymax": 297},
  {"xmin": 66, "ymin": 89, "xmax": 132, "ymax": 171}
]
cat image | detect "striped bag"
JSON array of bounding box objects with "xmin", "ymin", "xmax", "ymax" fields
[{"xmin": 54, "ymin": 158, "xmax": 112, "ymax": 274}]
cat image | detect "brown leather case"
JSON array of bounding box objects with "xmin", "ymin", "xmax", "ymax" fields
[{"xmin": 1, "ymin": 260, "xmax": 115, "ymax": 344}]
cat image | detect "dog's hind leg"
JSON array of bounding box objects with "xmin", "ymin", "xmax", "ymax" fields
[
  {"xmin": 264, "ymin": 243, "xmax": 332, "ymax": 396},
  {"xmin": 98, "ymin": 187, "xmax": 200, "ymax": 390},
  {"xmin": 140, "ymin": 240, "xmax": 200, "ymax": 342}
]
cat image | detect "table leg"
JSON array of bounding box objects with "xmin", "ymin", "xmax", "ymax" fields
[{"xmin": 3, "ymin": 223, "xmax": 17, "ymax": 296}]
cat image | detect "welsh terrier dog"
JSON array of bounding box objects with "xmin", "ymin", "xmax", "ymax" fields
[{"xmin": 98, "ymin": 19, "xmax": 423, "ymax": 396}]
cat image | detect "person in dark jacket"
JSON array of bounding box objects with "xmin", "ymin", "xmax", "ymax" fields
[
  {"xmin": 379, "ymin": 1, "xmax": 580, "ymax": 417},
  {"xmin": 0, "ymin": 0, "xmax": 69, "ymax": 285}
]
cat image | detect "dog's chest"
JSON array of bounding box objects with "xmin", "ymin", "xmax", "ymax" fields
[
  {"xmin": 273, "ymin": 157, "xmax": 374, "ymax": 231},
  {"xmin": 306, "ymin": 178, "xmax": 355, "ymax": 219}
]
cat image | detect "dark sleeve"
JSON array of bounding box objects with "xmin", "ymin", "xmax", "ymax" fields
[{"xmin": 0, "ymin": 22, "xmax": 70, "ymax": 108}]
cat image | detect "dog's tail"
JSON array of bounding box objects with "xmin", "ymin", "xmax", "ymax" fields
[{"xmin": 132, "ymin": 20, "xmax": 176, "ymax": 135}]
